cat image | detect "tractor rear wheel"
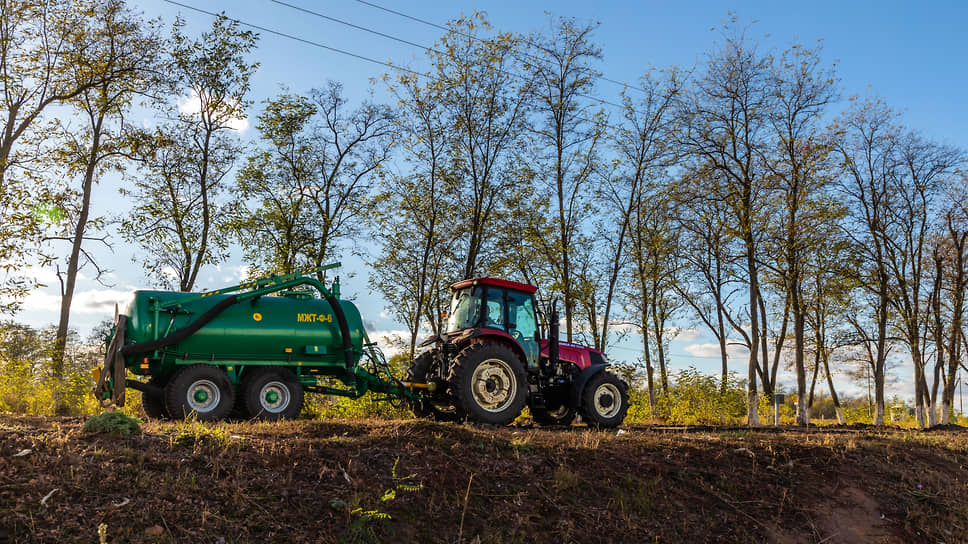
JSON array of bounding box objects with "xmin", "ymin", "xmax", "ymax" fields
[
  {"xmin": 452, "ymin": 342, "xmax": 527, "ymax": 425},
  {"xmin": 406, "ymin": 351, "xmax": 459, "ymax": 422},
  {"xmin": 141, "ymin": 376, "xmax": 170, "ymax": 419},
  {"xmin": 164, "ymin": 364, "xmax": 235, "ymax": 421},
  {"xmin": 580, "ymin": 371, "xmax": 629, "ymax": 428},
  {"xmin": 242, "ymin": 367, "xmax": 304, "ymax": 421}
]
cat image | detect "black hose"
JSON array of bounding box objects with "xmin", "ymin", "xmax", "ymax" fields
[
  {"xmin": 120, "ymin": 295, "xmax": 239, "ymax": 356},
  {"xmin": 324, "ymin": 293, "xmax": 356, "ymax": 371}
]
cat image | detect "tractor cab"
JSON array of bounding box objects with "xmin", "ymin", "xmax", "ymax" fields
[{"xmin": 446, "ymin": 278, "xmax": 541, "ymax": 368}]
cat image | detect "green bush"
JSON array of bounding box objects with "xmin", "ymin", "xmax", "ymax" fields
[
  {"xmin": 627, "ymin": 367, "xmax": 747, "ymax": 425},
  {"xmin": 82, "ymin": 411, "xmax": 142, "ymax": 435},
  {"xmin": 304, "ymin": 393, "xmax": 413, "ymax": 420}
]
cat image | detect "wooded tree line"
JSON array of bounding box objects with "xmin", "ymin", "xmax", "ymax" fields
[{"xmin": 1, "ymin": 2, "xmax": 964, "ymax": 426}]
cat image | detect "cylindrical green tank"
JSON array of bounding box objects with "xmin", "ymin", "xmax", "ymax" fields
[
  {"xmin": 94, "ymin": 265, "xmax": 418, "ymax": 422},
  {"xmin": 123, "ymin": 290, "xmax": 365, "ymax": 375}
]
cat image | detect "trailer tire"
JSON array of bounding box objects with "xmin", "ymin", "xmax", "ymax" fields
[
  {"xmin": 580, "ymin": 371, "xmax": 629, "ymax": 429},
  {"xmin": 452, "ymin": 342, "xmax": 527, "ymax": 425},
  {"xmin": 141, "ymin": 376, "xmax": 170, "ymax": 419},
  {"xmin": 242, "ymin": 367, "xmax": 304, "ymax": 421},
  {"xmin": 406, "ymin": 351, "xmax": 459, "ymax": 422},
  {"xmin": 165, "ymin": 364, "xmax": 235, "ymax": 421}
]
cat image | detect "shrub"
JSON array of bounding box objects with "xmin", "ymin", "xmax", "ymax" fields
[
  {"xmin": 628, "ymin": 367, "xmax": 747, "ymax": 425},
  {"xmin": 82, "ymin": 411, "xmax": 142, "ymax": 435},
  {"xmin": 304, "ymin": 392, "xmax": 413, "ymax": 420}
]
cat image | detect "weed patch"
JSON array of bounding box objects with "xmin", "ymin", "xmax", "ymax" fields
[{"xmin": 81, "ymin": 411, "xmax": 141, "ymax": 436}]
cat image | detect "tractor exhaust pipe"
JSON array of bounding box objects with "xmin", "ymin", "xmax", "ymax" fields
[{"xmin": 548, "ymin": 302, "xmax": 560, "ymax": 366}]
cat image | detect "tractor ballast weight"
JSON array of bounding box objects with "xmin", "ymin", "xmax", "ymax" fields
[{"xmin": 94, "ymin": 264, "xmax": 417, "ymax": 421}]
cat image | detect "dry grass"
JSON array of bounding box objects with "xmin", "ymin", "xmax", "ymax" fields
[{"xmin": 0, "ymin": 415, "xmax": 966, "ymax": 543}]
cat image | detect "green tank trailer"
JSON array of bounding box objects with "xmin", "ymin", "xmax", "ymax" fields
[{"xmin": 94, "ymin": 263, "xmax": 416, "ymax": 421}]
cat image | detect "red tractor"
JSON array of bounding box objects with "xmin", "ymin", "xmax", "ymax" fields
[{"xmin": 407, "ymin": 278, "xmax": 629, "ymax": 427}]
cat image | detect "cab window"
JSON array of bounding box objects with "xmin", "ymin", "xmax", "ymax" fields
[
  {"xmin": 507, "ymin": 291, "xmax": 537, "ymax": 339},
  {"xmin": 507, "ymin": 290, "xmax": 539, "ymax": 367},
  {"xmin": 447, "ymin": 287, "xmax": 482, "ymax": 332},
  {"xmin": 484, "ymin": 287, "xmax": 505, "ymax": 330}
]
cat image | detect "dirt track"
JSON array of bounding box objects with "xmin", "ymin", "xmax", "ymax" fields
[{"xmin": 1, "ymin": 415, "xmax": 966, "ymax": 543}]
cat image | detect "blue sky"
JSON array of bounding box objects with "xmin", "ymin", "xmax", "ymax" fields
[{"xmin": 15, "ymin": 0, "xmax": 968, "ymax": 402}]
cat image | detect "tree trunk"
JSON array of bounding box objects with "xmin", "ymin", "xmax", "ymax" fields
[
  {"xmin": 873, "ymin": 268, "xmax": 889, "ymax": 426},
  {"xmin": 52, "ymin": 113, "xmax": 104, "ymax": 414},
  {"xmin": 746, "ymin": 239, "xmax": 760, "ymax": 427},
  {"xmin": 822, "ymin": 347, "xmax": 846, "ymax": 425}
]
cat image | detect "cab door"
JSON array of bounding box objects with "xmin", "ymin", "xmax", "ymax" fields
[{"xmin": 506, "ymin": 290, "xmax": 539, "ymax": 368}]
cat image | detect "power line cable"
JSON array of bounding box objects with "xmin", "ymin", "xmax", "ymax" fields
[
  {"xmin": 162, "ymin": 0, "xmax": 428, "ymax": 78},
  {"xmin": 351, "ymin": 0, "xmax": 649, "ymax": 95},
  {"xmin": 268, "ymin": 0, "xmax": 625, "ymax": 110},
  {"xmin": 270, "ymin": 0, "xmax": 430, "ymax": 52},
  {"xmin": 163, "ymin": 0, "xmax": 641, "ymax": 137}
]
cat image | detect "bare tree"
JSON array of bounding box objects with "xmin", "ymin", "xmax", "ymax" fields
[
  {"xmin": 677, "ymin": 25, "xmax": 774, "ymax": 425},
  {"xmin": 763, "ymin": 42, "xmax": 839, "ymax": 425},
  {"xmin": 523, "ymin": 16, "xmax": 604, "ymax": 342},
  {"xmin": 930, "ymin": 177, "xmax": 968, "ymax": 424},
  {"xmin": 0, "ymin": 0, "xmax": 145, "ymax": 311},
  {"xmin": 429, "ymin": 14, "xmax": 530, "ymax": 279},
  {"xmin": 233, "ymin": 83, "xmax": 395, "ymax": 279},
  {"xmin": 884, "ymin": 133, "xmax": 963, "ymax": 427},
  {"xmin": 673, "ymin": 185, "xmax": 745, "ymax": 393},
  {"xmin": 836, "ymin": 98, "xmax": 900, "ymax": 426},
  {"xmin": 372, "ymin": 70, "xmax": 454, "ymax": 358},
  {"xmin": 602, "ymin": 69, "xmax": 682, "ymax": 369}
]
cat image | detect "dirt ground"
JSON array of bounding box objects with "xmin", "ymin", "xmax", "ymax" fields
[{"xmin": 1, "ymin": 415, "xmax": 967, "ymax": 543}]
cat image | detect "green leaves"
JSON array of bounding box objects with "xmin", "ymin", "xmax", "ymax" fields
[
  {"xmin": 122, "ymin": 15, "xmax": 259, "ymax": 291},
  {"xmin": 231, "ymin": 83, "xmax": 396, "ymax": 277}
]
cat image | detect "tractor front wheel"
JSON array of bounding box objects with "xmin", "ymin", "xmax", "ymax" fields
[
  {"xmin": 164, "ymin": 364, "xmax": 235, "ymax": 421},
  {"xmin": 452, "ymin": 342, "xmax": 527, "ymax": 425},
  {"xmin": 580, "ymin": 371, "xmax": 629, "ymax": 428}
]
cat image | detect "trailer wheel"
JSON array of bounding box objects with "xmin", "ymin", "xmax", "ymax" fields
[
  {"xmin": 406, "ymin": 351, "xmax": 459, "ymax": 422},
  {"xmin": 242, "ymin": 367, "xmax": 304, "ymax": 421},
  {"xmin": 531, "ymin": 402, "xmax": 576, "ymax": 426},
  {"xmin": 165, "ymin": 364, "xmax": 235, "ymax": 421},
  {"xmin": 580, "ymin": 371, "xmax": 629, "ymax": 429},
  {"xmin": 452, "ymin": 342, "xmax": 527, "ymax": 425},
  {"xmin": 141, "ymin": 376, "xmax": 170, "ymax": 419}
]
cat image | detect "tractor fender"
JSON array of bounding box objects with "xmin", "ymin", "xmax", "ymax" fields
[
  {"xmin": 459, "ymin": 329, "xmax": 529, "ymax": 368},
  {"xmin": 569, "ymin": 363, "xmax": 608, "ymax": 409}
]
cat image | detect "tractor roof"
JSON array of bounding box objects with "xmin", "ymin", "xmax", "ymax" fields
[{"xmin": 450, "ymin": 277, "xmax": 538, "ymax": 294}]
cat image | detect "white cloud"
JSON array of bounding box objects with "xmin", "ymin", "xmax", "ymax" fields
[
  {"xmin": 177, "ymin": 90, "xmax": 249, "ymax": 132},
  {"xmin": 674, "ymin": 327, "xmax": 702, "ymax": 342},
  {"xmin": 683, "ymin": 342, "xmax": 750, "ymax": 359},
  {"xmin": 23, "ymin": 287, "xmax": 133, "ymax": 315},
  {"xmin": 160, "ymin": 266, "xmax": 179, "ymax": 281},
  {"xmin": 75, "ymin": 289, "xmax": 135, "ymax": 314},
  {"xmin": 366, "ymin": 329, "xmax": 414, "ymax": 359}
]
